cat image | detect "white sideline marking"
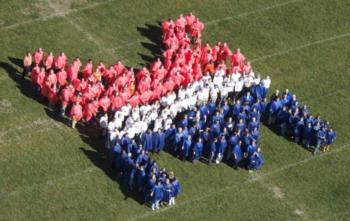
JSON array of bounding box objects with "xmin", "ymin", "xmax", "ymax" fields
[
  {"xmin": 205, "ymin": 0, "xmax": 303, "ymax": 25},
  {"xmin": 257, "ymin": 180, "xmax": 311, "ymax": 221},
  {"xmin": 45, "ymin": 0, "xmax": 116, "ymax": 59},
  {"xmin": 0, "ymin": 118, "xmax": 65, "ymax": 145},
  {"xmin": 251, "ymin": 32, "xmax": 350, "ymax": 62},
  {"xmin": 1, "ymin": 142, "xmax": 347, "ymax": 206},
  {"xmin": 0, "ymin": 0, "xmax": 350, "ymax": 204},
  {"xmin": 0, "ymin": 167, "xmax": 97, "ymax": 199},
  {"xmin": 0, "ymin": 99, "xmax": 13, "ymax": 113},
  {"xmin": 128, "ymin": 143, "xmax": 349, "ymax": 221},
  {"xmin": 0, "ymin": 0, "xmax": 115, "ymax": 31}
]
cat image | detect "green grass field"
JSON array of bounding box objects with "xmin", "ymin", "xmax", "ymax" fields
[{"xmin": 0, "ymin": 0, "xmax": 349, "ymax": 220}]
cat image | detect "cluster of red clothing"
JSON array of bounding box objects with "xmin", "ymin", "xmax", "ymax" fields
[{"xmin": 28, "ymin": 13, "xmax": 251, "ymax": 123}]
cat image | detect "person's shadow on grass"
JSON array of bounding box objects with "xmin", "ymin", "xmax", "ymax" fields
[
  {"xmin": 137, "ymin": 23, "xmax": 163, "ymax": 66},
  {"xmin": 0, "ymin": 56, "xmax": 145, "ymax": 204}
]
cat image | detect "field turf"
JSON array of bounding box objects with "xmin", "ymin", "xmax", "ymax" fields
[{"xmin": 0, "ymin": 0, "xmax": 349, "ymax": 220}]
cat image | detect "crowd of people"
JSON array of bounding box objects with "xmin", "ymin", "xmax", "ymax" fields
[
  {"xmin": 23, "ymin": 13, "xmax": 274, "ymax": 210},
  {"xmin": 267, "ymin": 89, "xmax": 336, "ymax": 154},
  {"xmin": 23, "ymin": 13, "xmax": 256, "ymax": 129}
]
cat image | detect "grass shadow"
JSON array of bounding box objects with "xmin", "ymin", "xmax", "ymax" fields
[
  {"xmin": 1, "ymin": 57, "xmax": 145, "ymax": 204},
  {"xmin": 0, "ymin": 57, "xmax": 44, "ymax": 104},
  {"xmin": 136, "ymin": 23, "xmax": 163, "ymax": 65}
]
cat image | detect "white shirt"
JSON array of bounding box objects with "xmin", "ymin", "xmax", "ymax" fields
[
  {"xmin": 234, "ymin": 80, "xmax": 244, "ymax": 92},
  {"xmin": 213, "ymin": 74, "xmax": 223, "ymax": 88},
  {"xmin": 153, "ymin": 118, "xmax": 163, "ymax": 132},
  {"xmin": 253, "ymin": 76, "xmax": 261, "ymax": 85},
  {"xmin": 140, "ymin": 105, "xmax": 152, "ymax": 117},
  {"xmin": 125, "ymin": 116, "xmax": 134, "ymax": 129},
  {"xmin": 178, "ymin": 88, "xmax": 186, "ymax": 100},
  {"xmin": 244, "ymin": 76, "xmax": 253, "ymax": 88},
  {"xmin": 108, "ymin": 121, "xmax": 117, "ymax": 132},
  {"xmin": 189, "ymin": 94, "xmax": 198, "ymax": 107},
  {"xmin": 210, "ymin": 87, "xmax": 219, "ymax": 98},
  {"xmin": 99, "ymin": 115, "xmax": 108, "ymax": 129},
  {"xmin": 202, "ymin": 87, "xmax": 210, "ymax": 100},
  {"xmin": 221, "ymin": 85, "xmax": 230, "ymax": 97},
  {"xmin": 261, "ymin": 77, "xmax": 271, "ymax": 89},
  {"xmin": 202, "ymin": 75, "xmax": 211, "ymax": 85},
  {"xmin": 232, "ymin": 73, "xmax": 241, "ymax": 83},
  {"xmin": 164, "ymin": 118, "xmax": 172, "ymax": 130},
  {"xmin": 109, "ymin": 130, "xmax": 119, "ymax": 142}
]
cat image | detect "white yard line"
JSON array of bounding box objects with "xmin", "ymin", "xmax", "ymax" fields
[
  {"xmin": 0, "ymin": 118, "xmax": 65, "ymax": 145},
  {"xmin": 256, "ymin": 179, "xmax": 311, "ymax": 221},
  {"xmin": 0, "ymin": 167, "xmax": 97, "ymax": 199},
  {"xmin": 0, "ymin": 0, "xmax": 115, "ymax": 31},
  {"xmin": 45, "ymin": 0, "xmax": 117, "ymax": 59},
  {"xmin": 251, "ymin": 32, "xmax": 350, "ymax": 62},
  {"xmin": 128, "ymin": 143, "xmax": 349, "ymax": 221},
  {"xmin": 0, "ymin": 2, "xmax": 348, "ymax": 203}
]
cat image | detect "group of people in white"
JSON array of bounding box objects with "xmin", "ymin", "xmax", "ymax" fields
[{"xmin": 103, "ymin": 70, "xmax": 271, "ymax": 142}]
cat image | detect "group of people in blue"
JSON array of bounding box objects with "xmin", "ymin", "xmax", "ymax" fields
[
  {"xmin": 108, "ymin": 138, "xmax": 181, "ymax": 210},
  {"xmin": 142, "ymin": 89, "xmax": 267, "ymax": 171},
  {"xmin": 267, "ymin": 89, "xmax": 336, "ymax": 154},
  {"xmin": 104, "ymin": 83, "xmax": 337, "ymax": 210}
]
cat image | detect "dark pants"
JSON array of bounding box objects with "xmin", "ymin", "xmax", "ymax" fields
[{"xmin": 22, "ymin": 66, "xmax": 31, "ymax": 79}]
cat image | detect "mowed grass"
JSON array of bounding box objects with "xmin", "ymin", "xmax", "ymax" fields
[{"xmin": 0, "ymin": 0, "xmax": 349, "ymax": 220}]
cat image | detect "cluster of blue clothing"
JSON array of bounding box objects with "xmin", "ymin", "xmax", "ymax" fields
[
  {"xmin": 141, "ymin": 91, "xmax": 267, "ymax": 170},
  {"xmin": 267, "ymin": 90, "xmax": 336, "ymax": 154},
  {"xmin": 109, "ymin": 140, "xmax": 181, "ymax": 208}
]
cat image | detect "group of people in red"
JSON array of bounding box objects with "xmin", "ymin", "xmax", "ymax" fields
[{"xmin": 22, "ymin": 13, "xmax": 250, "ymax": 128}]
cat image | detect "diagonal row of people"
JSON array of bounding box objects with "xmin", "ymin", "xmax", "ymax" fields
[{"xmin": 267, "ymin": 89, "xmax": 336, "ymax": 154}]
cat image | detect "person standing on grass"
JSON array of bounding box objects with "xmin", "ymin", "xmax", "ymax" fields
[
  {"xmin": 70, "ymin": 101, "xmax": 83, "ymax": 129},
  {"xmin": 181, "ymin": 135, "xmax": 192, "ymax": 161},
  {"xmin": 174, "ymin": 127, "xmax": 184, "ymax": 155},
  {"xmin": 22, "ymin": 52, "xmax": 32, "ymax": 79},
  {"xmin": 151, "ymin": 181, "xmax": 164, "ymax": 211},
  {"xmin": 302, "ymin": 122, "xmax": 312, "ymax": 149},
  {"xmin": 324, "ymin": 127, "xmax": 336, "ymax": 152},
  {"xmin": 208, "ymin": 137, "xmax": 218, "ymax": 165},
  {"xmin": 33, "ymin": 48, "xmax": 44, "ymax": 65},
  {"xmin": 44, "ymin": 52, "xmax": 54, "ymax": 70},
  {"xmin": 248, "ymin": 149, "xmax": 264, "ymax": 171},
  {"xmin": 170, "ymin": 176, "xmax": 181, "ymax": 206},
  {"xmin": 314, "ymin": 127, "xmax": 326, "ymax": 155},
  {"xmin": 192, "ymin": 137, "xmax": 203, "ymax": 163},
  {"xmin": 215, "ymin": 135, "xmax": 227, "ymax": 164},
  {"xmin": 141, "ymin": 129, "xmax": 153, "ymax": 152},
  {"xmin": 232, "ymin": 140, "xmax": 243, "ymax": 169}
]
